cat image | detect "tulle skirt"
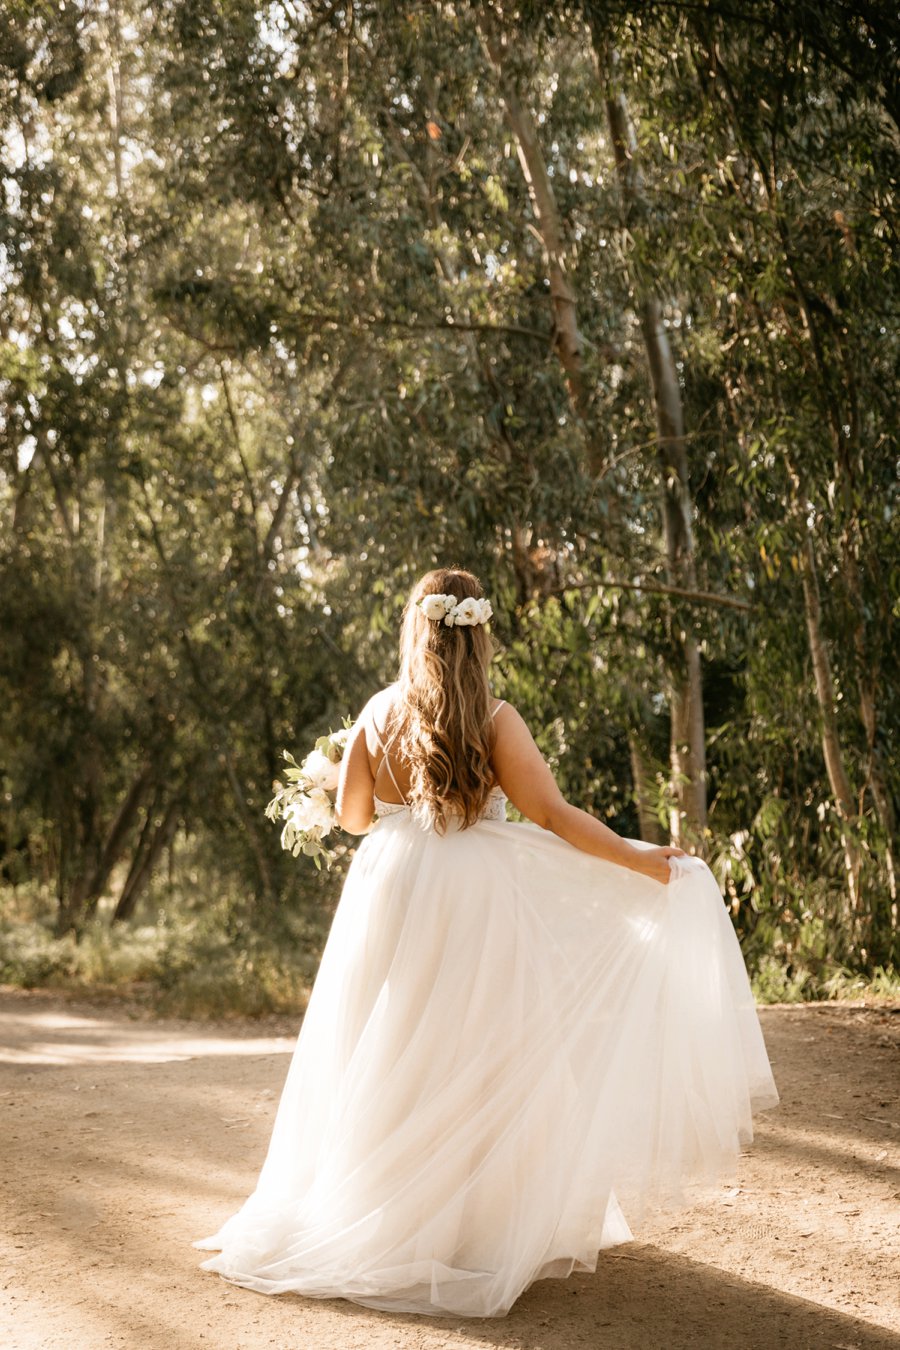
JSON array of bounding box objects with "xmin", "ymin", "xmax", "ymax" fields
[{"xmin": 194, "ymin": 813, "xmax": 778, "ymax": 1318}]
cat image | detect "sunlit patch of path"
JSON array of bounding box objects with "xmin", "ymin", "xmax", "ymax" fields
[{"xmin": 0, "ymin": 1001, "xmax": 296, "ymax": 1066}]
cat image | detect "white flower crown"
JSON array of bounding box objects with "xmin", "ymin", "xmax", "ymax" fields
[{"xmin": 417, "ymin": 593, "xmax": 493, "ymax": 627}]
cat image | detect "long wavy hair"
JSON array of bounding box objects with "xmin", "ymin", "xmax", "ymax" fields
[{"xmin": 393, "ymin": 567, "xmax": 496, "ymax": 832}]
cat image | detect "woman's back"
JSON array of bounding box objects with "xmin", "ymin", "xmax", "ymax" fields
[{"xmin": 365, "ymin": 683, "xmax": 508, "ymax": 820}]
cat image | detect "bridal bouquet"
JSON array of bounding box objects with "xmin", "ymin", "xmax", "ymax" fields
[{"xmin": 265, "ymin": 724, "xmax": 352, "ymax": 869}]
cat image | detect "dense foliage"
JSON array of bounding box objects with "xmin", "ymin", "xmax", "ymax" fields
[{"xmin": 1, "ymin": 0, "xmax": 896, "ymax": 1007}]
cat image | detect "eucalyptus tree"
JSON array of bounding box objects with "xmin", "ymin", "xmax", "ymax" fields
[
  {"xmin": 0, "ymin": 0, "xmax": 355, "ymax": 930},
  {"xmin": 569, "ymin": 0, "xmax": 899, "ymax": 962},
  {"xmin": 1, "ymin": 0, "xmax": 896, "ymax": 979}
]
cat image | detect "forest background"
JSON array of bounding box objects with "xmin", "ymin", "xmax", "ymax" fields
[{"xmin": 0, "ymin": 0, "xmax": 897, "ymax": 1016}]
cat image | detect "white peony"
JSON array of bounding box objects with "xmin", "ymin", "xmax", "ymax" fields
[
  {"xmin": 419, "ymin": 592, "xmax": 492, "ymax": 628},
  {"xmin": 302, "ymin": 748, "xmax": 341, "ymax": 792},
  {"xmin": 452, "ymin": 597, "xmax": 484, "ymax": 626},
  {"xmin": 286, "ymin": 789, "xmax": 335, "ymax": 836},
  {"xmin": 420, "ymin": 593, "xmax": 455, "ymax": 621},
  {"xmin": 306, "ymin": 788, "xmax": 337, "ymax": 833},
  {"xmin": 284, "ymin": 800, "xmax": 310, "ymax": 833}
]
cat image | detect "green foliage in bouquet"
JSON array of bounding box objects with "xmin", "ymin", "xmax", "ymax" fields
[{"xmin": 265, "ymin": 724, "xmax": 353, "ymax": 869}]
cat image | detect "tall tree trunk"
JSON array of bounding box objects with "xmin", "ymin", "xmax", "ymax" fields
[
  {"xmin": 601, "ymin": 60, "xmax": 708, "ymax": 843},
  {"xmin": 70, "ymin": 763, "xmax": 155, "ymax": 916},
  {"xmin": 478, "ymin": 23, "xmax": 594, "ymax": 458},
  {"xmin": 839, "ymin": 517, "xmax": 896, "ymax": 906},
  {"xmin": 481, "ymin": 22, "xmax": 706, "ymax": 841},
  {"xmin": 799, "ymin": 532, "xmax": 862, "ymax": 929},
  {"xmin": 113, "ymin": 797, "xmax": 180, "ymax": 923}
]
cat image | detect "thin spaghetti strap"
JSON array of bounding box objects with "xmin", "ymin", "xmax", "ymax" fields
[
  {"xmin": 374, "ymin": 721, "xmax": 407, "ymax": 803},
  {"xmin": 491, "ymin": 700, "xmax": 506, "ymax": 718},
  {"xmin": 382, "ymin": 752, "xmax": 406, "ymax": 803}
]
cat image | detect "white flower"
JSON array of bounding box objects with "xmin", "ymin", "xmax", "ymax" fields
[
  {"xmin": 329, "ymin": 727, "xmax": 351, "ymax": 749},
  {"xmin": 302, "ymin": 748, "xmax": 341, "ymax": 792},
  {"xmin": 452, "ymin": 596, "xmax": 485, "ymax": 626},
  {"xmin": 420, "ymin": 593, "xmax": 455, "ymax": 621},
  {"xmin": 306, "ymin": 787, "xmax": 337, "ymax": 832},
  {"xmin": 286, "ymin": 789, "xmax": 335, "ymax": 835},
  {"xmin": 284, "ymin": 800, "xmax": 309, "ymax": 832},
  {"xmin": 419, "ymin": 592, "xmax": 493, "ymax": 628}
]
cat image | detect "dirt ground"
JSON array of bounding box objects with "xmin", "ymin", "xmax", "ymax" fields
[{"xmin": 1, "ymin": 989, "xmax": 898, "ymax": 1350}]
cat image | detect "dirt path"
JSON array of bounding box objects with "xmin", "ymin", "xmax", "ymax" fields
[{"xmin": 1, "ymin": 989, "xmax": 898, "ymax": 1350}]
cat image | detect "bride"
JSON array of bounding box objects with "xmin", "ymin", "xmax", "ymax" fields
[{"xmin": 194, "ymin": 566, "xmax": 778, "ymax": 1318}]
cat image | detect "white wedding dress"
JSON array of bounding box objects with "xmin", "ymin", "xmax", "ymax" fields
[{"xmin": 194, "ymin": 715, "xmax": 778, "ymax": 1318}]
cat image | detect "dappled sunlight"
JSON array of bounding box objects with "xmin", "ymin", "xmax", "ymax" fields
[
  {"xmin": 2, "ymin": 998, "xmax": 897, "ymax": 1347},
  {"xmin": 0, "ymin": 1005, "xmax": 296, "ymax": 1066},
  {"xmin": 9, "ymin": 1123, "xmax": 899, "ymax": 1350},
  {"xmin": 756, "ymin": 1115, "xmax": 899, "ymax": 1174}
]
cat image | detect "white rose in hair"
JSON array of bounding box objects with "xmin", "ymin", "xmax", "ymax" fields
[
  {"xmin": 477, "ymin": 599, "xmax": 493, "ymax": 623},
  {"xmin": 421, "ymin": 594, "xmax": 453, "ymax": 621},
  {"xmin": 452, "ymin": 597, "xmax": 483, "ymax": 626},
  {"xmin": 302, "ymin": 748, "xmax": 341, "ymax": 792}
]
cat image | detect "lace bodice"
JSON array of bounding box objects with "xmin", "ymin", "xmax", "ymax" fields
[{"xmin": 374, "ymin": 786, "xmax": 508, "ymax": 824}]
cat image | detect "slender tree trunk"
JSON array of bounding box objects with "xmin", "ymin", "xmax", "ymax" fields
[
  {"xmin": 54, "ymin": 815, "xmax": 76, "ymax": 937},
  {"xmin": 799, "ymin": 533, "xmax": 862, "ymax": 927},
  {"xmin": 800, "ymin": 535, "xmax": 854, "ymax": 813},
  {"xmin": 113, "ymin": 797, "xmax": 180, "ymax": 923},
  {"xmin": 70, "ymin": 764, "xmax": 155, "ymax": 915},
  {"xmin": 839, "ymin": 527, "xmax": 896, "ymax": 905},
  {"xmin": 601, "ymin": 62, "xmax": 708, "ymax": 843},
  {"xmin": 480, "ymin": 23, "xmax": 707, "ymax": 840},
  {"xmin": 478, "ymin": 24, "xmax": 594, "ymax": 455}
]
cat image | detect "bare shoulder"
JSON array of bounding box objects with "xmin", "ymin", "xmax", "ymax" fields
[
  {"xmin": 490, "ymin": 702, "xmax": 566, "ymax": 822},
  {"xmin": 491, "ymin": 700, "xmax": 531, "ymax": 739},
  {"xmin": 356, "ymin": 683, "xmax": 398, "ymax": 720},
  {"xmin": 490, "ymin": 701, "xmax": 547, "ymax": 766},
  {"xmin": 359, "ymin": 683, "xmax": 401, "ymax": 752}
]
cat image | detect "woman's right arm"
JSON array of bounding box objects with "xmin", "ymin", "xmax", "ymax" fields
[{"xmin": 491, "ymin": 705, "xmax": 684, "ymax": 884}]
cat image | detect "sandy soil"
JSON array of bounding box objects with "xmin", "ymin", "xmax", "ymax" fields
[{"xmin": 1, "ymin": 988, "xmax": 898, "ymax": 1350}]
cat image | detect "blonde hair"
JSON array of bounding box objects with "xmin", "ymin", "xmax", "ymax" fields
[{"xmin": 394, "ymin": 567, "xmax": 496, "ymax": 832}]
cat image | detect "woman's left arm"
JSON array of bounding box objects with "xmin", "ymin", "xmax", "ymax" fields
[{"xmin": 334, "ymin": 715, "xmax": 377, "ymax": 834}]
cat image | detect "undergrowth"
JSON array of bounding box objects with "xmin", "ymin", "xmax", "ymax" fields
[
  {"xmin": 0, "ymin": 877, "xmax": 333, "ymax": 1018},
  {"xmin": 1, "ymin": 885, "xmax": 897, "ymax": 1018}
]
